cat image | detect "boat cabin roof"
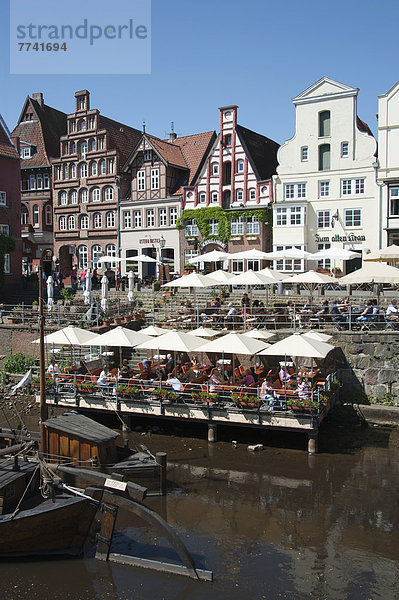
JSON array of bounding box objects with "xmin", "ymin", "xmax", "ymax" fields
[
  {"xmin": 43, "ymin": 413, "xmax": 120, "ymax": 444},
  {"xmin": 0, "ymin": 457, "xmax": 36, "ymax": 489}
]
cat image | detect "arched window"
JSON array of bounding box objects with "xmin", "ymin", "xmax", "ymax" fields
[
  {"xmin": 92, "ymin": 187, "xmax": 100, "ymax": 202},
  {"xmin": 45, "ymin": 204, "xmax": 52, "ymax": 225},
  {"xmin": 104, "ymin": 186, "xmax": 113, "ymax": 201},
  {"xmin": 70, "ymin": 189, "xmax": 78, "ymax": 204},
  {"xmin": 237, "ymin": 159, "xmax": 244, "ymax": 172},
  {"xmin": 92, "ymin": 245, "xmax": 103, "ymax": 266},
  {"xmin": 60, "ymin": 191, "xmax": 67, "ymax": 206},
  {"xmin": 70, "ymin": 163, "xmax": 76, "ymax": 178},
  {"xmin": 106, "ymin": 211, "xmax": 115, "ymax": 228},
  {"xmin": 68, "ymin": 215, "xmax": 75, "ymax": 230},
  {"xmin": 319, "ymin": 111, "xmax": 331, "ymax": 137},
  {"xmin": 90, "ymin": 161, "xmax": 97, "ymax": 176},
  {"xmin": 93, "ymin": 213, "xmax": 102, "ymax": 228},
  {"xmin": 100, "ymin": 159, "xmax": 106, "ymax": 175},
  {"xmin": 236, "ymin": 189, "xmax": 243, "ymax": 202},
  {"xmin": 106, "ymin": 244, "xmax": 117, "ymax": 267},
  {"xmin": 211, "ymin": 191, "xmax": 218, "ymax": 203},
  {"xmin": 90, "ymin": 138, "xmax": 96, "ymax": 151},
  {"xmin": 59, "ymin": 216, "xmax": 67, "ymax": 231},
  {"xmin": 78, "ymin": 245, "xmax": 88, "ymax": 269},
  {"xmin": 32, "ymin": 204, "xmax": 39, "ymax": 228},
  {"xmin": 80, "ymin": 188, "xmax": 88, "ymax": 203},
  {"xmin": 319, "ymin": 144, "xmax": 331, "ymax": 171},
  {"xmin": 80, "ymin": 141, "xmax": 88, "ymax": 158},
  {"xmin": 78, "ymin": 118, "xmax": 86, "ymax": 131},
  {"xmin": 21, "ymin": 205, "xmax": 29, "ymax": 225},
  {"xmin": 63, "ymin": 164, "xmax": 69, "ymax": 179},
  {"xmin": 108, "ymin": 158, "xmax": 114, "ymax": 173},
  {"xmin": 70, "ymin": 141, "xmax": 76, "ymax": 154},
  {"xmin": 80, "ymin": 215, "xmax": 89, "ymax": 229},
  {"xmin": 80, "ymin": 162, "xmax": 88, "ymax": 178}
]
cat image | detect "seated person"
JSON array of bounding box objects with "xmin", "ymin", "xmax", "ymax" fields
[
  {"xmin": 96, "ymin": 365, "xmax": 109, "ymax": 387},
  {"xmin": 164, "ymin": 372, "xmax": 182, "ymax": 393},
  {"xmin": 182, "ymin": 367, "xmax": 198, "ymax": 383},
  {"xmin": 279, "ymin": 366, "xmax": 294, "ymax": 385},
  {"xmin": 209, "ymin": 368, "xmax": 223, "ymax": 392},
  {"xmin": 356, "ymin": 300, "xmax": 373, "ymax": 324},
  {"xmin": 241, "ymin": 293, "xmax": 251, "ymax": 311},
  {"xmin": 330, "ymin": 299, "xmax": 348, "ymax": 326},
  {"xmin": 372, "ymin": 299, "xmax": 380, "ymax": 318},
  {"xmin": 47, "ymin": 359, "xmax": 60, "ymax": 378},
  {"xmin": 260, "ymin": 377, "xmax": 276, "ymax": 411},
  {"xmin": 296, "ymin": 376, "xmax": 310, "ymax": 399},
  {"xmin": 316, "ymin": 300, "xmax": 329, "ymax": 318},
  {"xmin": 386, "ymin": 299, "xmax": 399, "ymax": 320},
  {"xmin": 118, "ymin": 359, "xmax": 132, "ymax": 380},
  {"xmin": 191, "ymin": 355, "xmax": 201, "ymax": 369},
  {"xmin": 242, "ymin": 368, "xmax": 256, "ymax": 388},
  {"xmin": 224, "ymin": 303, "xmax": 237, "ymax": 324}
]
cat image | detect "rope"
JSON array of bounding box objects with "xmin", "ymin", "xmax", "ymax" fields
[
  {"xmin": 9, "ymin": 463, "xmax": 40, "ymax": 520},
  {"xmin": 57, "ymin": 482, "xmax": 101, "ymax": 504}
]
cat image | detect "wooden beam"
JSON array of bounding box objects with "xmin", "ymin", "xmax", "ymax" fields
[{"xmin": 108, "ymin": 553, "xmax": 213, "ymax": 581}]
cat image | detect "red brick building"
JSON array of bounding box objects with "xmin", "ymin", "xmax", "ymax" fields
[
  {"xmin": 0, "ymin": 115, "xmax": 22, "ymax": 292},
  {"xmin": 12, "ymin": 93, "xmax": 67, "ymax": 275},
  {"xmin": 52, "ymin": 90, "xmax": 141, "ymax": 276},
  {"xmin": 179, "ymin": 105, "xmax": 279, "ymax": 272}
]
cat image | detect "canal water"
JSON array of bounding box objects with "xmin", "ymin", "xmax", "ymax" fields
[{"xmin": 1, "ymin": 417, "xmax": 399, "ymax": 599}]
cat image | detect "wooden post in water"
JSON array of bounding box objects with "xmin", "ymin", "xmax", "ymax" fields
[
  {"xmin": 308, "ymin": 432, "xmax": 318, "ymax": 455},
  {"xmin": 156, "ymin": 451, "xmax": 167, "ymax": 495},
  {"xmin": 208, "ymin": 423, "xmax": 217, "ymax": 443},
  {"xmin": 96, "ymin": 503, "xmax": 118, "ymax": 561},
  {"xmin": 39, "ymin": 265, "xmax": 48, "ymax": 454}
]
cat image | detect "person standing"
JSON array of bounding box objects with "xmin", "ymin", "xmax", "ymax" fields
[
  {"xmin": 80, "ymin": 268, "xmax": 87, "ymax": 291},
  {"xmin": 115, "ymin": 268, "xmax": 121, "ymax": 292},
  {"xmin": 70, "ymin": 266, "xmax": 77, "ymax": 291}
]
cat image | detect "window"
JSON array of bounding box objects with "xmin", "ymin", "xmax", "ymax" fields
[
  {"xmin": 80, "ymin": 162, "xmax": 88, "ymax": 178},
  {"xmin": 30, "ymin": 175, "xmax": 36, "ymax": 190},
  {"xmin": 123, "ymin": 211, "xmax": 131, "ymax": 229},
  {"xmin": 151, "ymin": 168, "xmax": 159, "ymax": 190},
  {"xmin": 90, "ymin": 138, "xmax": 96, "ymax": 151},
  {"xmin": 70, "ymin": 120, "xmax": 76, "ymax": 133},
  {"xmin": 199, "ymin": 192, "xmax": 206, "ymax": 204},
  {"xmin": 236, "ymin": 189, "xmax": 243, "ymax": 202},
  {"xmin": 36, "ymin": 174, "xmax": 43, "ymax": 190},
  {"xmin": 146, "ymin": 209, "xmax": 155, "ymax": 227},
  {"xmin": 247, "ymin": 260, "xmax": 260, "ymax": 271},
  {"xmin": 88, "ymin": 117, "xmax": 95, "ymax": 129},
  {"xmin": 80, "ymin": 215, "xmax": 89, "ymax": 229},
  {"xmin": 319, "ymin": 181, "xmax": 330, "ymax": 197},
  {"xmin": 344, "ymin": 208, "xmax": 361, "ymax": 227},
  {"xmin": 0, "ymin": 192, "xmax": 6, "ymax": 206},
  {"xmin": 223, "ymin": 161, "xmax": 231, "ymax": 185},
  {"xmin": 232, "ymin": 260, "xmax": 244, "ymax": 273},
  {"xmin": 21, "ymin": 206, "xmax": 28, "ymax": 225},
  {"xmin": 80, "ymin": 188, "xmax": 88, "ymax": 203},
  {"xmin": 60, "ymin": 191, "xmax": 67, "ymax": 206},
  {"xmin": 43, "ymin": 173, "xmax": 50, "ymax": 188},
  {"xmin": 68, "ymin": 215, "xmax": 75, "ymax": 230},
  {"xmin": 92, "ymin": 245, "xmax": 103, "ymax": 266},
  {"xmin": 317, "ymin": 210, "xmax": 330, "ymax": 229},
  {"xmin": 389, "ymin": 186, "xmax": 399, "ymax": 216},
  {"xmin": 90, "ymin": 161, "xmax": 97, "ymax": 176},
  {"xmin": 0, "ymin": 224, "xmax": 9, "ymax": 235},
  {"xmin": 80, "ymin": 141, "xmax": 88, "ymax": 158},
  {"xmin": 56, "ymin": 166, "xmax": 62, "ymax": 180},
  {"xmin": 169, "ymin": 207, "xmax": 178, "ymax": 225},
  {"xmin": 97, "ymin": 137, "xmax": 104, "ymax": 150},
  {"xmin": 317, "ymin": 243, "xmax": 331, "ymax": 271},
  {"xmin": 159, "ymin": 208, "xmax": 167, "ymax": 226},
  {"xmin": 319, "ymin": 144, "xmax": 330, "ymax": 171},
  {"xmin": 137, "ymin": 170, "xmax": 146, "ymax": 191},
  {"xmin": 70, "ymin": 164, "xmax": 76, "ymax": 179},
  {"xmin": 231, "ymin": 217, "xmax": 244, "ymax": 236},
  {"xmin": 237, "ymin": 159, "xmax": 244, "ymax": 172},
  {"xmin": 224, "ymin": 134, "xmax": 232, "ymax": 146},
  {"xmin": 78, "ymin": 245, "xmax": 88, "ymax": 269},
  {"xmin": 134, "ymin": 210, "xmax": 142, "ymax": 228},
  {"xmin": 108, "ymin": 159, "xmax": 114, "ymax": 173},
  {"xmin": 319, "ymin": 110, "xmax": 330, "ymax": 137},
  {"xmin": 70, "ymin": 190, "xmax": 78, "ymax": 204},
  {"xmin": 45, "ymin": 204, "xmax": 52, "ymax": 225},
  {"xmin": 104, "ymin": 187, "xmax": 113, "ymax": 201},
  {"xmin": 64, "ymin": 164, "xmax": 70, "ymax": 180},
  {"xmin": 211, "ymin": 191, "xmax": 218, "ymax": 203},
  {"xmin": 78, "ymin": 119, "xmax": 86, "ymax": 131},
  {"xmin": 342, "ymin": 178, "xmax": 365, "ymax": 195},
  {"xmin": 21, "ymin": 147, "xmax": 31, "ymax": 159},
  {"xmin": 126, "ymin": 249, "xmax": 139, "ymax": 273},
  {"xmin": 59, "ymin": 216, "xmax": 67, "ymax": 231},
  {"xmin": 70, "ymin": 142, "xmax": 76, "ymax": 154},
  {"xmin": 284, "ymin": 183, "xmax": 306, "ymax": 199},
  {"xmin": 275, "ymin": 205, "xmax": 306, "ymax": 226},
  {"xmin": 301, "ymin": 146, "xmax": 308, "ymax": 161},
  {"xmin": 246, "ymin": 216, "xmax": 260, "ymax": 235},
  {"xmin": 212, "ymin": 163, "xmax": 219, "ymax": 175},
  {"xmin": 249, "ymin": 189, "xmax": 256, "ymax": 201},
  {"xmin": 99, "ymin": 159, "xmax": 106, "ymax": 174},
  {"xmin": 106, "ymin": 244, "xmax": 117, "ymax": 267},
  {"xmin": 209, "ymin": 219, "xmax": 218, "ymax": 235},
  {"xmin": 106, "ymin": 211, "xmax": 115, "ymax": 228},
  {"xmin": 4, "ymin": 254, "xmax": 10, "ymax": 274},
  {"xmin": 341, "ymin": 142, "xmax": 349, "ymax": 157},
  {"xmin": 184, "ymin": 249, "xmax": 198, "ymax": 265},
  {"xmin": 93, "ymin": 213, "xmax": 102, "ymax": 228},
  {"xmin": 92, "ymin": 188, "xmax": 100, "ymax": 202},
  {"xmin": 275, "ymin": 245, "xmax": 304, "ymax": 272},
  {"xmin": 185, "ymin": 220, "xmax": 198, "ymax": 237},
  {"xmin": 144, "ymin": 150, "xmax": 152, "ymax": 161}
]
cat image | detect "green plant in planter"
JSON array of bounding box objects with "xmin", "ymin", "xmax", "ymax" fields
[
  {"xmin": 32, "ymin": 375, "xmax": 54, "ymax": 388},
  {"xmin": 231, "ymin": 392, "xmax": 259, "ymax": 406},
  {"xmin": 330, "ymin": 380, "xmax": 340, "ymax": 392},
  {"xmin": 153, "ymin": 388, "xmax": 179, "ymax": 401},
  {"xmin": 290, "ymin": 397, "xmax": 319, "ymax": 410},
  {"xmin": 60, "ymin": 288, "xmax": 74, "ymax": 303},
  {"xmin": 191, "ymin": 391, "xmax": 219, "ymax": 403},
  {"xmin": 116, "ymin": 384, "xmax": 139, "ymax": 397},
  {"xmin": 73, "ymin": 381, "xmax": 95, "ymax": 393},
  {"xmin": 3, "ymin": 352, "xmax": 36, "ymax": 373}
]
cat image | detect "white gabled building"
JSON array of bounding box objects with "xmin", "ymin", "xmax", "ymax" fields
[
  {"xmin": 377, "ymin": 81, "xmax": 399, "ymax": 247},
  {"xmin": 273, "ymin": 77, "xmax": 378, "ymax": 274}
]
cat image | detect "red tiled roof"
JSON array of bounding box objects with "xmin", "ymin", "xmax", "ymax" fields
[
  {"xmin": 173, "ymin": 130, "xmax": 216, "ymax": 187},
  {"xmin": 0, "ymin": 115, "xmax": 19, "ymax": 160},
  {"xmin": 99, "ymin": 115, "xmax": 142, "ymax": 167},
  {"xmin": 147, "ymin": 135, "xmax": 188, "ymax": 169},
  {"xmin": 356, "ymin": 116, "xmax": 374, "ymax": 138}
]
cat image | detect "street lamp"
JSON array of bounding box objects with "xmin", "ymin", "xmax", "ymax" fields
[{"xmin": 159, "ymin": 235, "xmax": 166, "ymax": 284}]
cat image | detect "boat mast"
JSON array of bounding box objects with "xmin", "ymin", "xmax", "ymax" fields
[{"xmin": 39, "ymin": 264, "xmax": 47, "ymax": 454}]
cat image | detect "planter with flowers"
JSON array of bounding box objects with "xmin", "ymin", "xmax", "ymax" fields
[
  {"xmin": 73, "ymin": 381, "xmax": 95, "ymax": 394},
  {"xmin": 153, "ymin": 388, "xmax": 179, "ymax": 402},
  {"xmin": 116, "ymin": 384, "xmax": 140, "ymax": 398},
  {"xmin": 191, "ymin": 391, "xmax": 219, "ymax": 404},
  {"xmin": 231, "ymin": 392, "xmax": 259, "ymax": 408},
  {"xmin": 289, "ymin": 397, "xmax": 319, "ymax": 412}
]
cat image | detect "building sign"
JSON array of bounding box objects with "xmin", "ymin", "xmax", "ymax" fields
[
  {"xmin": 315, "ymin": 233, "xmax": 366, "ymax": 243},
  {"xmin": 200, "ymin": 238, "xmax": 227, "ymax": 250},
  {"xmin": 139, "ymin": 237, "xmax": 161, "ymax": 244}
]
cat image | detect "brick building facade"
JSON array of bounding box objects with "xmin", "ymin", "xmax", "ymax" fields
[
  {"xmin": 52, "ymin": 90, "xmax": 141, "ymax": 276},
  {"xmin": 12, "ymin": 93, "xmax": 67, "ymax": 275}
]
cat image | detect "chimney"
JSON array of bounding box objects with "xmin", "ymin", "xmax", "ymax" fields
[
  {"xmin": 169, "ymin": 121, "xmax": 177, "ymax": 143},
  {"xmin": 11, "ymin": 136, "xmax": 20, "ymax": 154},
  {"xmin": 32, "ymin": 93, "xmax": 44, "ymax": 107}
]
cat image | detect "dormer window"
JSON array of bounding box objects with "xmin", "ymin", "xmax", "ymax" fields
[
  {"xmin": 144, "ymin": 150, "xmax": 152, "ymax": 162},
  {"xmin": 21, "ymin": 147, "xmax": 31, "ymax": 159}
]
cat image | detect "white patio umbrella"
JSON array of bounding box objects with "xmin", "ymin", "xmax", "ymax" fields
[
  {"xmin": 228, "ymin": 248, "xmax": 271, "ymax": 260},
  {"xmin": 127, "ymin": 270, "xmax": 135, "ymax": 303},
  {"xmin": 206, "ymin": 269, "xmax": 237, "ymax": 284},
  {"xmin": 263, "ymin": 248, "xmax": 312, "ymax": 260},
  {"xmin": 338, "ymin": 262, "xmax": 399, "ymax": 285},
  {"xmin": 162, "ymin": 272, "xmax": 218, "ymax": 289},
  {"xmin": 46, "ymin": 275, "xmax": 54, "ymax": 312},
  {"xmin": 135, "ymin": 330, "xmax": 206, "ymax": 353},
  {"xmin": 232, "ymin": 269, "xmax": 277, "ymax": 285},
  {"xmin": 187, "ymin": 327, "xmax": 220, "ymax": 338},
  {"xmin": 308, "ymin": 247, "xmax": 359, "ymax": 261},
  {"xmin": 301, "ymin": 331, "xmax": 332, "ymax": 342},
  {"xmin": 281, "ymin": 270, "xmax": 338, "ymax": 302},
  {"xmin": 101, "ymin": 275, "xmax": 108, "ymax": 312},
  {"xmin": 258, "ymin": 333, "xmax": 334, "ymax": 359},
  {"xmin": 96, "ymin": 255, "xmax": 122, "ymax": 265},
  {"xmin": 81, "ymin": 326, "xmax": 151, "ymax": 348},
  {"xmin": 363, "ymin": 244, "xmax": 399, "ymax": 263},
  {"xmin": 32, "ymin": 325, "xmax": 100, "ymax": 346},
  {"xmin": 140, "ymin": 325, "xmax": 171, "ymax": 336},
  {"xmin": 84, "ymin": 269, "xmax": 93, "ymax": 305},
  {"xmin": 189, "ymin": 250, "xmax": 229, "ymax": 264},
  {"xmin": 242, "ymin": 329, "xmax": 275, "ymax": 341},
  {"xmin": 258, "ymin": 267, "xmax": 286, "ymax": 281},
  {"xmin": 134, "ymin": 254, "xmax": 160, "ymax": 263}
]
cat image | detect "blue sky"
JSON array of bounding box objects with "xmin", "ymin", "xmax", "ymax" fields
[{"xmin": 1, "ymin": 0, "xmax": 398, "ymax": 143}]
